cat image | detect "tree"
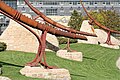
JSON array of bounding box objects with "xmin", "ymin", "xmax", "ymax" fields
[
  {"xmin": 83, "ymin": 10, "xmax": 120, "ymax": 44},
  {"xmin": 68, "ymin": 10, "xmax": 83, "ymax": 30},
  {"xmin": 100, "ymin": 10, "xmax": 120, "ymax": 31},
  {"xmin": 64, "ymin": 10, "xmax": 83, "ymax": 52},
  {"xmin": 84, "ymin": 10, "xmax": 120, "ymax": 31}
]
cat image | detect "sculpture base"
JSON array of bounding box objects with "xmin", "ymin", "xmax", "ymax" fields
[
  {"xmin": 100, "ymin": 44, "xmax": 119, "ymax": 49},
  {"xmin": 20, "ymin": 66, "xmax": 71, "ymax": 80},
  {"xmin": 116, "ymin": 57, "xmax": 120, "ymax": 69},
  {"xmin": 0, "ymin": 76, "xmax": 11, "ymax": 80},
  {"xmin": 56, "ymin": 50, "xmax": 83, "ymax": 61}
]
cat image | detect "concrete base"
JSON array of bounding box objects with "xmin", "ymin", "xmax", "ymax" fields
[
  {"xmin": 20, "ymin": 66, "xmax": 71, "ymax": 80},
  {"xmin": 0, "ymin": 76, "xmax": 11, "ymax": 80},
  {"xmin": 116, "ymin": 57, "xmax": 120, "ymax": 69},
  {"xmin": 56, "ymin": 50, "xmax": 83, "ymax": 61},
  {"xmin": 100, "ymin": 44, "xmax": 119, "ymax": 49}
]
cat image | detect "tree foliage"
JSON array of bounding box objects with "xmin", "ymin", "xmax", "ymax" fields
[
  {"xmin": 100, "ymin": 10, "xmax": 120, "ymax": 31},
  {"xmin": 84, "ymin": 10, "xmax": 120, "ymax": 31},
  {"xmin": 68, "ymin": 10, "xmax": 83, "ymax": 31}
]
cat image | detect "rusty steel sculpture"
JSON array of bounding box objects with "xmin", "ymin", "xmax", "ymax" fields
[
  {"xmin": 24, "ymin": 0, "xmax": 97, "ymax": 52},
  {"xmin": 0, "ymin": 0, "xmax": 97, "ymax": 68},
  {"xmin": 80, "ymin": 0, "xmax": 120, "ymax": 45},
  {"xmin": 24, "ymin": 0, "xmax": 97, "ymax": 37}
]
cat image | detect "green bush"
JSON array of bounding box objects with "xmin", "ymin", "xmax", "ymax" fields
[
  {"xmin": 57, "ymin": 37, "xmax": 77, "ymax": 44},
  {"xmin": 0, "ymin": 42, "xmax": 7, "ymax": 51}
]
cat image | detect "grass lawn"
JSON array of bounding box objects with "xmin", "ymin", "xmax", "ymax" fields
[{"xmin": 0, "ymin": 43, "xmax": 120, "ymax": 80}]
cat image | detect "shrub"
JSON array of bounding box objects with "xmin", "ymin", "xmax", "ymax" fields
[
  {"xmin": 0, "ymin": 42, "xmax": 7, "ymax": 51},
  {"xmin": 57, "ymin": 37, "xmax": 77, "ymax": 44}
]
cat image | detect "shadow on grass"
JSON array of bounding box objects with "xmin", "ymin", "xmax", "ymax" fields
[
  {"xmin": 70, "ymin": 73, "xmax": 86, "ymax": 77},
  {"xmin": 0, "ymin": 61, "xmax": 24, "ymax": 67},
  {"xmin": 83, "ymin": 56, "xmax": 97, "ymax": 61}
]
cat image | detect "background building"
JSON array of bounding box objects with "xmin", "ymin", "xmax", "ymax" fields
[
  {"xmin": 0, "ymin": 0, "xmax": 17, "ymax": 34},
  {"xmin": 0, "ymin": 0, "xmax": 120, "ymax": 34},
  {"xmin": 17, "ymin": 0, "xmax": 120, "ymax": 16}
]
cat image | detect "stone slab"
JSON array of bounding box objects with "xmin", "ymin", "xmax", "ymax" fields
[
  {"xmin": 78, "ymin": 20, "xmax": 120, "ymax": 46},
  {"xmin": 56, "ymin": 50, "xmax": 83, "ymax": 61},
  {"xmin": 95, "ymin": 29, "xmax": 120, "ymax": 45},
  {"xmin": 116, "ymin": 57, "xmax": 120, "ymax": 69},
  {"xmin": 20, "ymin": 66, "xmax": 71, "ymax": 80},
  {"xmin": 0, "ymin": 13, "xmax": 59, "ymax": 53},
  {"xmin": 100, "ymin": 44, "xmax": 119, "ymax": 49},
  {"xmin": 0, "ymin": 76, "xmax": 11, "ymax": 80},
  {"xmin": 78, "ymin": 20, "xmax": 98, "ymax": 44}
]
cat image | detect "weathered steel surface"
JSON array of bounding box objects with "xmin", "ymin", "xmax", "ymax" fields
[
  {"xmin": 0, "ymin": 1, "xmax": 88, "ymax": 68},
  {"xmin": 0, "ymin": 1, "xmax": 87, "ymax": 40},
  {"xmin": 24, "ymin": 0, "xmax": 97, "ymax": 37}
]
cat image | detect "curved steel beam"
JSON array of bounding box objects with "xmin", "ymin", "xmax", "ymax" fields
[
  {"xmin": 24, "ymin": 0, "xmax": 97, "ymax": 37},
  {"xmin": 0, "ymin": 0, "xmax": 87, "ymax": 40},
  {"xmin": 80, "ymin": 0, "xmax": 120, "ymax": 34}
]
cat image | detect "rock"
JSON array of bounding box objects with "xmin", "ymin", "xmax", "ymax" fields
[
  {"xmin": 100, "ymin": 44, "xmax": 119, "ymax": 49},
  {"xmin": 20, "ymin": 66, "xmax": 71, "ymax": 80},
  {"xmin": 56, "ymin": 50, "xmax": 83, "ymax": 61},
  {"xmin": 95, "ymin": 29, "xmax": 120, "ymax": 45},
  {"xmin": 0, "ymin": 76, "xmax": 11, "ymax": 80},
  {"xmin": 0, "ymin": 13, "xmax": 59, "ymax": 53},
  {"xmin": 78, "ymin": 20, "xmax": 98, "ymax": 44},
  {"xmin": 78, "ymin": 20, "xmax": 120, "ymax": 47},
  {"xmin": 116, "ymin": 57, "xmax": 120, "ymax": 69}
]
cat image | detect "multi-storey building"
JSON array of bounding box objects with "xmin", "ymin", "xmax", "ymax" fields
[
  {"xmin": 0, "ymin": 0, "xmax": 17, "ymax": 34},
  {"xmin": 17, "ymin": 0, "xmax": 120, "ymax": 16}
]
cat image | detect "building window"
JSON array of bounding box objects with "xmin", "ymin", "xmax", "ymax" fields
[
  {"xmin": 87, "ymin": 6, "xmax": 90, "ymax": 10},
  {"xmin": 19, "ymin": 1, "xmax": 25, "ymax": 5},
  {"xmin": 77, "ymin": 7, "xmax": 81, "ymax": 10},
  {"xmin": 73, "ymin": 2, "xmax": 77, "ymax": 5},
  {"xmin": 103, "ymin": 2, "xmax": 106, "ymax": 5},
  {"xmin": 90, "ymin": 2, "xmax": 93, "ymax": 5},
  {"xmin": 60, "ymin": 7, "xmax": 64, "ymax": 12},
  {"xmin": 70, "ymin": 7, "xmax": 73, "ymax": 10},
  {"xmin": 22, "ymin": 7, "xmax": 26, "ymax": 12},
  {"xmin": 39, "ymin": 2, "xmax": 43, "ymax": 5},
  {"xmin": 94, "ymin": 2, "xmax": 97, "ymax": 5},
  {"xmin": 106, "ymin": 2, "xmax": 110, "ymax": 5},
  {"xmin": 77, "ymin": 2, "xmax": 80, "ymax": 5},
  {"xmin": 111, "ymin": 6, "xmax": 114, "ymax": 10},
  {"xmin": 43, "ymin": 1, "xmax": 58, "ymax": 5},
  {"xmin": 85, "ymin": 2, "xmax": 89, "ymax": 5},
  {"xmin": 69, "ymin": 7, "xmax": 73, "ymax": 12},
  {"xmin": 103, "ymin": 6, "xmax": 106, "ymax": 11},
  {"xmin": 46, "ymin": 9, "xmax": 57, "ymax": 15},
  {"xmin": 95, "ymin": 6, "xmax": 97, "ymax": 10},
  {"xmin": 69, "ymin": 2, "xmax": 72, "ymax": 5}
]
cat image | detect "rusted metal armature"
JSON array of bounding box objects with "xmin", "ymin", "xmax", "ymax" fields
[
  {"xmin": 24, "ymin": 0, "xmax": 97, "ymax": 52},
  {"xmin": 0, "ymin": 1, "xmax": 96, "ymax": 68},
  {"xmin": 80, "ymin": 0, "xmax": 120, "ymax": 45},
  {"xmin": 24, "ymin": 0, "xmax": 97, "ymax": 37}
]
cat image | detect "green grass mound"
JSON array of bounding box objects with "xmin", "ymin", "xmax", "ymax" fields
[{"xmin": 0, "ymin": 43, "xmax": 120, "ymax": 80}]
